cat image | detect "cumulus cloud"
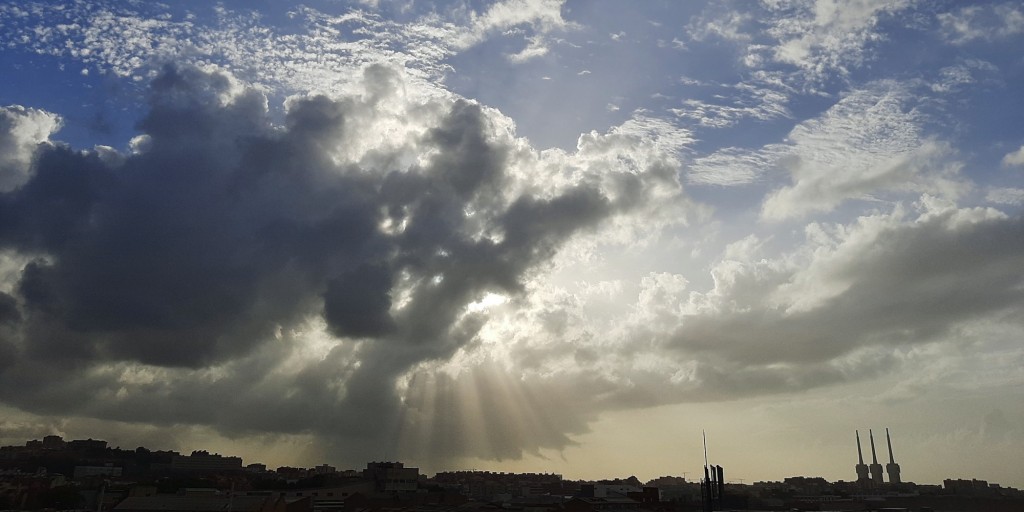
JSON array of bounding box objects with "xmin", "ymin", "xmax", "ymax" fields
[
  {"xmin": 1003, "ymin": 145, "xmax": 1024, "ymax": 167},
  {"xmin": 406, "ymin": 200, "xmax": 1024, "ymax": 438},
  {"xmin": 0, "ymin": 63, "xmax": 686, "ymax": 465},
  {"xmin": 659, "ymin": 204, "xmax": 1024, "ymax": 403},
  {"xmin": 635, "ymin": 201, "xmax": 1020, "ymax": 393},
  {"xmin": 458, "ymin": 0, "xmax": 571, "ymax": 49},
  {"xmin": 0, "ymin": 106, "xmax": 62, "ymax": 192}
]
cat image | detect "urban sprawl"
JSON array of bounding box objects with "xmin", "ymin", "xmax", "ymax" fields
[{"xmin": 1, "ymin": 435, "xmax": 1021, "ymax": 512}]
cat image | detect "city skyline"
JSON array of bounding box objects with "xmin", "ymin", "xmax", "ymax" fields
[
  {"xmin": 4, "ymin": 433, "xmax": 1021, "ymax": 512},
  {"xmin": 0, "ymin": 431, "xmax": 1004, "ymax": 489},
  {"xmin": 0, "ymin": 0, "xmax": 1022, "ymax": 490},
  {"xmin": 0, "ymin": 428, "xmax": 1001, "ymax": 489}
]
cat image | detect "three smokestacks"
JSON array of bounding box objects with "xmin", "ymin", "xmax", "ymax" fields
[{"xmin": 855, "ymin": 428, "xmax": 901, "ymax": 485}]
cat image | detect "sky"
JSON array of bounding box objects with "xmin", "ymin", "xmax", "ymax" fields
[{"xmin": 0, "ymin": 0, "xmax": 1023, "ymax": 488}]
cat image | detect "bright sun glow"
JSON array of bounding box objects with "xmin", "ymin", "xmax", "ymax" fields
[{"xmin": 466, "ymin": 292, "xmax": 509, "ymax": 312}]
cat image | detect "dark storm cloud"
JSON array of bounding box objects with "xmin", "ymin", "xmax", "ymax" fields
[
  {"xmin": 0, "ymin": 63, "xmax": 677, "ymax": 463},
  {"xmin": 324, "ymin": 264, "xmax": 396, "ymax": 338},
  {"xmin": 0, "ymin": 292, "xmax": 18, "ymax": 325}
]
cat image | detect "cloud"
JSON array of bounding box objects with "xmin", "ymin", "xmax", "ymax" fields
[
  {"xmin": 687, "ymin": 8, "xmax": 752, "ymax": 43},
  {"xmin": 460, "ymin": 0, "xmax": 570, "ymax": 46},
  {"xmin": 2, "ymin": 1, "xmax": 1022, "ymax": 481},
  {"xmin": 670, "ymin": 72, "xmax": 793, "ymax": 131},
  {"xmin": 763, "ymin": 0, "xmax": 911, "ymax": 79},
  {"xmin": 0, "ymin": 106, "xmax": 62, "ymax": 193},
  {"xmin": 397, "ymin": 195, "xmax": 1024, "ymax": 415},
  {"xmin": 419, "ymin": 200, "xmax": 1024, "ymax": 426},
  {"xmin": 930, "ymin": 59, "xmax": 1000, "ymax": 94},
  {"xmin": 1003, "ymin": 145, "xmax": 1024, "ymax": 167},
  {"xmin": 688, "ymin": 145, "xmax": 782, "ymax": 186},
  {"xmin": 507, "ymin": 36, "xmax": 552, "ymax": 62},
  {"xmin": 0, "ymin": 63, "xmax": 688, "ymax": 466},
  {"xmin": 685, "ymin": 80, "xmax": 966, "ymax": 198},
  {"xmin": 689, "ymin": 0, "xmax": 913, "ymax": 86},
  {"xmin": 939, "ymin": 3, "xmax": 1024, "ymax": 45},
  {"xmin": 761, "ymin": 82, "xmax": 967, "ymax": 220},
  {"xmin": 986, "ymin": 187, "xmax": 1024, "ymax": 205},
  {"xmin": 0, "ymin": 1, "xmax": 572, "ymax": 99},
  {"xmin": 661, "ymin": 200, "xmax": 1024, "ymax": 396}
]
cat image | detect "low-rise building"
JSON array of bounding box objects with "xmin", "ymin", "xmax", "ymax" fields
[
  {"xmin": 171, "ymin": 451, "xmax": 243, "ymax": 473},
  {"xmin": 363, "ymin": 462, "xmax": 418, "ymax": 493}
]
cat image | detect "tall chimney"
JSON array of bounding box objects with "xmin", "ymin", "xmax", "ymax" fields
[
  {"xmin": 868, "ymin": 429, "xmax": 884, "ymax": 485},
  {"xmin": 857, "ymin": 431, "xmax": 865, "ymax": 465},
  {"xmin": 855, "ymin": 431, "xmax": 869, "ymax": 483},
  {"xmin": 885, "ymin": 428, "xmax": 901, "ymax": 484}
]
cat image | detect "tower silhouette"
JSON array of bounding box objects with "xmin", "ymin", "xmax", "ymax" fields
[
  {"xmin": 855, "ymin": 430, "xmax": 870, "ymax": 483},
  {"xmin": 868, "ymin": 429, "xmax": 884, "ymax": 485},
  {"xmin": 885, "ymin": 428, "xmax": 901, "ymax": 484}
]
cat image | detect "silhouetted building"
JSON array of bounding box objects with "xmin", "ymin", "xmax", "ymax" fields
[
  {"xmin": 580, "ymin": 483, "xmax": 642, "ymax": 498},
  {"xmin": 276, "ymin": 466, "xmax": 307, "ymax": 480},
  {"xmin": 363, "ymin": 462, "xmax": 418, "ymax": 492},
  {"xmin": 68, "ymin": 438, "xmax": 108, "ymax": 451},
  {"xmin": 943, "ymin": 478, "xmax": 991, "ymax": 494},
  {"xmin": 701, "ymin": 465, "xmax": 724, "ymax": 512},
  {"xmin": 431, "ymin": 470, "xmax": 565, "ymax": 499},
  {"xmin": 170, "ymin": 450, "xmax": 243, "ymax": 472},
  {"xmin": 42, "ymin": 435, "xmax": 65, "ymax": 450},
  {"xmin": 885, "ymin": 427, "xmax": 901, "ymax": 484}
]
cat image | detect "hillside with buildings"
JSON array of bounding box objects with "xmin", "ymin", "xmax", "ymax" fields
[{"xmin": 1, "ymin": 435, "xmax": 1022, "ymax": 512}]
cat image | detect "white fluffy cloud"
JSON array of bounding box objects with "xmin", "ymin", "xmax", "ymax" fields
[
  {"xmin": 0, "ymin": 106, "xmax": 61, "ymax": 192},
  {"xmin": 1003, "ymin": 145, "xmax": 1024, "ymax": 167},
  {"xmin": 458, "ymin": 0, "xmax": 571, "ymax": 50}
]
